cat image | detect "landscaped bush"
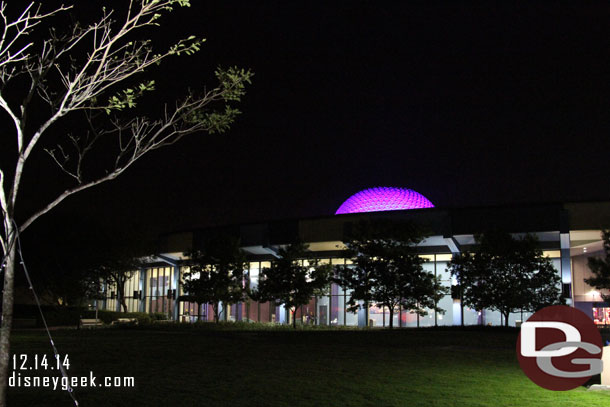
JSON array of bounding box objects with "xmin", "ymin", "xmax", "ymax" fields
[
  {"xmin": 20, "ymin": 306, "xmax": 179, "ymax": 328},
  {"xmin": 14, "ymin": 306, "xmax": 135, "ymax": 328},
  {"xmin": 37, "ymin": 306, "xmax": 85, "ymax": 327},
  {"xmin": 120, "ymin": 320, "xmax": 361, "ymax": 332},
  {"xmin": 12, "ymin": 304, "xmax": 88, "ymax": 327},
  {"xmin": 125, "ymin": 312, "xmax": 152, "ymax": 325},
  {"xmin": 13, "ymin": 304, "xmax": 50, "ymax": 319},
  {"xmin": 80, "ymin": 310, "xmax": 154, "ymax": 326},
  {"xmin": 150, "ymin": 312, "xmax": 170, "ymax": 321},
  {"xmin": 80, "ymin": 310, "xmax": 117, "ymax": 325}
]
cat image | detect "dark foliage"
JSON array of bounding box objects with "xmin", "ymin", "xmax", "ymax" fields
[
  {"xmin": 253, "ymin": 242, "xmax": 332, "ymax": 328},
  {"xmin": 181, "ymin": 235, "xmax": 247, "ymax": 323},
  {"xmin": 585, "ymin": 230, "xmax": 610, "ymax": 303},
  {"xmin": 336, "ymin": 219, "xmax": 445, "ymax": 328},
  {"xmin": 448, "ymin": 230, "xmax": 563, "ymax": 326}
]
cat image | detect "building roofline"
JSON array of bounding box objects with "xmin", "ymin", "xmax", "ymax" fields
[{"xmin": 160, "ymin": 199, "xmax": 604, "ymax": 238}]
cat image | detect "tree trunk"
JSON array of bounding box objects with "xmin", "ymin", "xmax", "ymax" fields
[
  {"xmin": 388, "ymin": 307, "xmax": 394, "ymax": 329},
  {"xmin": 460, "ymin": 293, "xmax": 464, "ymax": 327},
  {"xmin": 504, "ymin": 311, "xmax": 510, "ymax": 327},
  {"xmin": 293, "ymin": 307, "xmax": 297, "ymax": 329},
  {"xmin": 120, "ymin": 296, "xmax": 128, "ymax": 313},
  {"xmin": 0, "ymin": 234, "xmax": 17, "ymax": 406},
  {"xmin": 118, "ymin": 281, "xmax": 127, "ymax": 312}
]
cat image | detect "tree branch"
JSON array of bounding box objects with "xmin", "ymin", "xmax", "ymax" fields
[
  {"xmin": 0, "ymin": 169, "xmax": 7, "ymax": 254},
  {"xmin": 0, "ymin": 3, "xmax": 72, "ymax": 76},
  {"xmin": 5, "ymin": 1, "xmax": 209, "ymax": 212},
  {"xmin": 19, "ymin": 168, "xmax": 124, "ymax": 233},
  {"xmin": 0, "ymin": 95, "xmax": 22, "ymax": 151},
  {"xmin": 1, "ymin": 0, "xmax": 251, "ymax": 247}
]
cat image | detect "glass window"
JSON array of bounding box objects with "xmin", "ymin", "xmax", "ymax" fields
[
  {"xmin": 317, "ymin": 296, "xmax": 329, "ymax": 325},
  {"xmin": 419, "ymin": 308, "xmax": 435, "ymax": 327},
  {"xmin": 436, "ymin": 295, "xmax": 453, "ymax": 326},
  {"xmin": 463, "ymin": 306, "xmax": 481, "ymax": 326},
  {"xmin": 436, "ymin": 261, "xmax": 452, "ymax": 282},
  {"xmin": 436, "ymin": 254, "xmax": 453, "ymax": 262},
  {"xmin": 249, "ymin": 262, "xmax": 260, "ymax": 290},
  {"xmin": 484, "ymin": 310, "xmax": 502, "ymax": 326}
]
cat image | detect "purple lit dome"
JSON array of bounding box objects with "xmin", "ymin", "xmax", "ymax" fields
[{"xmin": 335, "ymin": 187, "xmax": 434, "ymax": 215}]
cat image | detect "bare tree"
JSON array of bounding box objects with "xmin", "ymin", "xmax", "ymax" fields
[{"xmin": 0, "ymin": 1, "xmax": 252, "ymax": 403}]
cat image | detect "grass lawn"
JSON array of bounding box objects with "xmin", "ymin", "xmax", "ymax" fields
[{"xmin": 6, "ymin": 326, "xmax": 610, "ymax": 406}]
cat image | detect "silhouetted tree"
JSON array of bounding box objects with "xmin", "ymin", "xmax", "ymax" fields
[
  {"xmin": 448, "ymin": 231, "xmax": 562, "ymax": 327},
  {"xmin": 26, "ymin": 217, "xmax": 152, "ymax": 310},
  {"xmin": 182, "ymin": 236, "xmax": 247, "ymax": 323},
  {"xmin": 254, "ymin": 242, "xmax": 332, "ymax": 328},
  {"xmin": 91, "ymin": 258, "xmax": 144, "ymax": 313},
  {"xmin": 336, "ymin": 219, "xmax": 444, "ymax": 328},
  {"xmin": 585, "ymin": 230, "xmax": 610, "ymax": 302},
  {"xmin": 40, "ymin": 257, "xmax": 103, "ymax": 308}
]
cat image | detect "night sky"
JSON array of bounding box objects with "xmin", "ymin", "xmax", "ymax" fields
[{"xmin": 15, "ymin": 1, "xmax": 610, "ymax": 250}]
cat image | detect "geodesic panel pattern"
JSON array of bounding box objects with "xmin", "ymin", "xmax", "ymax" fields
[{"xmin": 335, "ymin": 187, "xmax": 434, "ymax": 214}]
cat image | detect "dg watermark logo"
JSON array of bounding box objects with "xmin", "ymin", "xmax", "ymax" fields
[{"xmin": 517, "ymin": 305, "xmax": 603, "ymax": 391}]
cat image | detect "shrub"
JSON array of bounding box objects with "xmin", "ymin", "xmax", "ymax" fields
[
  {"xmin": 38, "ymin": 306, "xmax": 84, "ymax": 327},
  {"xmin": 80, "ymin": 310, "xmax": 154, "ymax": 326},
  {"xmin": 81, "ymin": 310, "xmax": 117, "ymax": 325},
  {"xmin": 150, "ymin": 312, "xmax": 170, "ymax": 321}
]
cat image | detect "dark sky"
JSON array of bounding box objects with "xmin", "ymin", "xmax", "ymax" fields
[{"xmin": 15, "ymin": 1, "xmax": 610, "ymax": 249}]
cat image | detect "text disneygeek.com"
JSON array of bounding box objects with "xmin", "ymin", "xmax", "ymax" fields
[{"xmin": 9, "ymin": 371, "xmax": 135, "ymax": 391}]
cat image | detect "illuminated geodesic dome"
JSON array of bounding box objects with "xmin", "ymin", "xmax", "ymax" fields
[{"xmin": 335, "ymin": 187, "xmax": 434, "ymax": 215}]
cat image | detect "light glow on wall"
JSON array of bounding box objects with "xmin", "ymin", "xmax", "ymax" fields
[{"xmin": 335, "ymin": 187, "xmax": 434, "ymax": 215}]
